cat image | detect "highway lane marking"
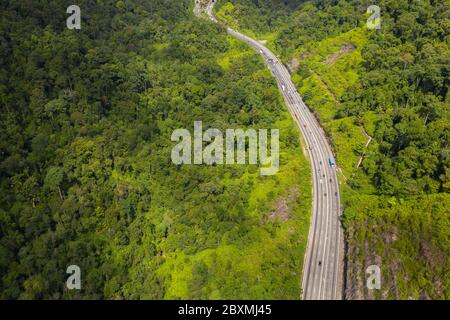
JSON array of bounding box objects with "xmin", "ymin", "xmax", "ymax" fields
[{"xmin": 291, "ymin": 88, "xmax": 336, "ymax": 299}]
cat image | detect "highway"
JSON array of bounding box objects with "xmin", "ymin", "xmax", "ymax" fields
[{"xmin": 196, "ymin": 0, "xmax": 344, "ymax": 300}]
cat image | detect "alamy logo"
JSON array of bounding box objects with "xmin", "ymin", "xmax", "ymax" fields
[
  {"xmin": 66, "ymin": 265, "xmax": 81, "ymax": 290},
  {"xmin": 66, "ymin": 5, "xmax": 81, "ymax": 30},
  {"xmin": 366, "ymin": 265, "xmax": 381, "ymax": 290},
  {"xmin": 366, "ymin": 5, "xmax": 381, "ymax": 30},
  {"xmin": 171, "ymin": 121, "xmax": 279, "ymax": 176}
]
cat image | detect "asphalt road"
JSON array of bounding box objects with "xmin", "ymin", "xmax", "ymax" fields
[{"xmin": 197, "ymin": 0, "xmax": 344, "ymax": 300}]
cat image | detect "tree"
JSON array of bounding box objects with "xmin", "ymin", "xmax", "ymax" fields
[{"xmin": 44, "ymin": 166, "xmax": 64, "ymax": 199}]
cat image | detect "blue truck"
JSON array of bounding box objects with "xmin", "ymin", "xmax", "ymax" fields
[{"xmin": 328, "ymin": 157, "xmax": 335, "ymax": 167}]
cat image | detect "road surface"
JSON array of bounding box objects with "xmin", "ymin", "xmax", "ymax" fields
[{"xmin": 196, "ymin": 0, "xmax": 344, "ymax": 300}]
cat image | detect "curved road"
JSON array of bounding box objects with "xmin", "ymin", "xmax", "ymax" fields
[{"xmin": 196, "ymin": 0, "xmax": 344, "ymax": 300}]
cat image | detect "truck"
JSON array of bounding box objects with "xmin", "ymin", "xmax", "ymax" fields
[{"xmin": 328, "ymin": 157, "xmax": 335, "ymax": 167}]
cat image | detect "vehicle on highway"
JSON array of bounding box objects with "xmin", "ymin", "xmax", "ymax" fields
[{"xmin": 329, "ymin": 157, "xmax": 335, "ymax": 167}]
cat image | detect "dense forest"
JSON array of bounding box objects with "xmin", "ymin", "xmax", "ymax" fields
[
  {"xmin": 1, "ymin": 0, "xmax": 448, "ymax": 300},
  {"xmin": 215, "ymin": 0, "xmax": 449, "ymax": 299},
  {"xmin": 0, "ymin": 0, "xmax": 313, "ymax": 298}
]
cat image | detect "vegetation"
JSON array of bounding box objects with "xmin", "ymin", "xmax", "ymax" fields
[
  {"xmin": 0, "ymin": 0, "xmax": 312, "ymax": 299},
  {"xmin": 215, "ymin": 0, "xmax": 449, "ymax": 299}
]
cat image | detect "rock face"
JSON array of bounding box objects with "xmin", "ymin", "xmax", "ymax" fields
[
  {"xmin": 285, "ymin": 57, "xmax": 299, "ymax": 75},
  {"xmin": 325, "ymin": 44, "xmax": 356, "ymax": 65},
  {"xmin": 267, "ymin": 187, "xmax": 299, "ymax": 223}
]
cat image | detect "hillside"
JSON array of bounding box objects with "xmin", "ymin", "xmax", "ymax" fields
[
  {"xmin": 0, "ymin": 0, "xmax": 312, "ymax": 299},
  {"xmin": 215, "ymin": 0, "xmax": 450, "ymax": 299}
]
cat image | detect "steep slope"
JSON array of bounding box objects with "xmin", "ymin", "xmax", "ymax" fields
[
  {"xmin": 215, "ymin": 0, "xmax": 450, "ymax": 299},
  {"xmin": 0, "ymin": 0, "xmax": 312, "ymax": 299}
]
